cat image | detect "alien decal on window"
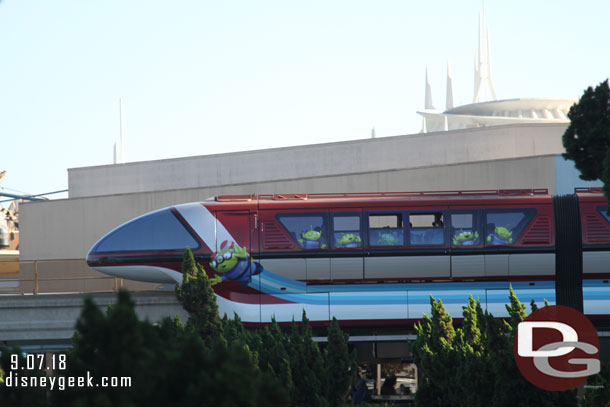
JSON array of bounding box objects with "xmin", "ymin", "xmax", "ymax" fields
[
  {"xmin": 336, "ymin": 233, "xmax": 362, "ymax": 248},
  {"xmin": 452, "ymin": 230, "xmax": 479, "ymax": 246},
  {"xmin": 298, "ymin": 226, "xmax": 327, "ymax": 249},
  {"xmin": 486, "ymin": 226, "xmax": 513, "ymax": 245},
  {"xmin": 377, "ymin": 231, "xmax": 400, "ymax": 246}
]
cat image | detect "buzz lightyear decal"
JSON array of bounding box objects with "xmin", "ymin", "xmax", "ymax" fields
[
  {"xmin": 209, "ymin": 240, "xmax": 263, "ymax": 285},
  {"xmin": 298, "ymin": 226, "xmax": 327, "ymax": 249},
  {"xmin": 452, "ymin": 230, "xmax": 479, "ymax": 246},
  {"xmin": 486, "ymin": 226, "xmax": 513, "ymax": 245}
]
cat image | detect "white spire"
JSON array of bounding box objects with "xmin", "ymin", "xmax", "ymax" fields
[
  {"xmin": 425, "ymin": 68, "xmax": 435, "ymax": 109},
  {"xmin": 446, "ymin": 61, "xmax": 454, "ymax": 110},
  {"xmin": 371, "ymin": 127, "xmax": 376, "ymax": 138},
  {"xmin": 473, "ymin": 1, "xmax": 497, "ymax": 103}
]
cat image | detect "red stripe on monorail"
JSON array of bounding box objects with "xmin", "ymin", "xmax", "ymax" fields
[{"xmin": 214, "ymin": 286, "xmax": 296, "ymax": 305}]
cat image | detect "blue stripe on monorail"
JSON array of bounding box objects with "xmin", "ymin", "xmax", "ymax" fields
[
  {"xmin": 247, "ymin": 269, "xmax": 610, "ymax": 312},
  {"xmin": 307, "ymin": 281, "xmax": 512, "ymax": 292}
]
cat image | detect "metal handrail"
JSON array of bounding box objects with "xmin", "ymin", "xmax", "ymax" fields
[
  {"xmin": 223, "ymin": 188, "xmax": 550, "ymax": 201},
  {"xmin": 574, "ymin": 187, "xmax": 603, "ymax": 194},
  {"xmin": 0, "ymin": 259, "xmax": 125, "ymax": 295}
]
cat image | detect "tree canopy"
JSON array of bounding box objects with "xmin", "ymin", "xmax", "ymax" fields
[
  {"xmin": 47, "ymin": 290, "xmax": 288, "ymax": 407},
  {"xmin": 562, "ymin": 79, "xmax": 610, "ymax": 205},
  {"xmin": 174, "ymin": 248, "xmax": 355, "ymax": 407},
  {"xmin": 175, "ymin": 246, "xmax": 221, "ymax": 344},
  {"xmin": 412, "ymin": 288, "xmax": 579, "ymax": 407}
]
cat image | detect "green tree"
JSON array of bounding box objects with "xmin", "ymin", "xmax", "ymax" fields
[
  {"xmin": 530, "ymin": 298, "xmax": 539, "ymax": 312},
  {"xmin": 453, "ymin": 296, "xmax": 494, "ymax": 407},
  {"xmin": 52, "ymin": 290, "xmax": 162, "ymax": 406},
  {"xmin": 324, "ymin": 317, "xmax": 352, "ymax": 407},
  {"xmin": 285, "ymin": 312, "xmax": 329, "ymax": 407},
  {"xmin": 53, "ymin": 290, "xmax": 288, "ymax": 407},
  {"xmin": 563, "ymin": 79, "xmax": 610, "ymax": 181},
  {"xmin": 562, "ymin": 79, "xmax": 610, "ymax": 207},
  {"xmin": 412, "ymin": 291, "xmax": 577, "ymax": 407},
  {"xmin": 430, "ymin": 297, "xmax": 456, "ymax": 347},
  {"xmin": 604, "ymin": 148, "xmax": 610, "ymax": 209},
  {"xmin": 245, "ymin": 313, "xmax": 356, "ymax": 407},
  {"xmin": 253, "ymin": 318, "xmax": 293, "ymax": 399},
  {"xmin": 490, "ymin": 286, "xmax": 535, "ymax": 407},
  {"xmin": 504, "ymin": 284, "xmax": 527, "ymax": 334},
  {"xmin": 582, "ymin": 361, "xmax": 610, "ymax": 407},
  {"xmin": 221, "ymin": 313, "xmax": 247, "ymax": 347},
  {"xmin": 172, "ymin": 252, "xmax": 356, "ymax": 406},
  {"xmin": 175, "ymin": 247, "xmax": 221, "ymax": 344},
  {"xmin": 413, "ymin": 296, "xmax": 458, "ymax": 407},
  {"xmin": 492, "ymin": 287, "xmax": 576, "ymax": 407},
  {"xmin": 0, "ymin": 345, "xmax": 48, "ymax": 407}
]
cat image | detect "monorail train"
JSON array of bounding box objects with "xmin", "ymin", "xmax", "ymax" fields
[{"xmin": 86, "ymin": 188, "xmax": 610, "ymax": 326}]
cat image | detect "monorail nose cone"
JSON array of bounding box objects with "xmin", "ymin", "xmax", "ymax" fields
[
  {"xmin": 86, "ymin": 206, "xmax": 202, "ymax": 284},
  {"xmin": 88, "ymin": 207, "xmax": 200, "ymax": 259}
]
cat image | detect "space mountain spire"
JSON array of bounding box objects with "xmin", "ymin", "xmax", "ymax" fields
[
  {"xmin": 418, "ymin": 1, "xmax": 503, "ymax": 133},
  {"xmin": 446, "ymin": 61, "xmax": 454, "ymax": 110},
  {"xmin": 425, "ymin": 68, "xmax": 435, "ymax": 109},
  {"xmin": 473, "ymin": 1, "xmax": 497, "ymax": 103}
]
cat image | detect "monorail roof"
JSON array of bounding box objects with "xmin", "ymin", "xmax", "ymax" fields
[
  {"xmin": 211, "ymin": 188, "xmax": 606, "ymax": 209},
  {"xmin": 212, "ymin": 189, "xmax": 556, "ymax": 208}
]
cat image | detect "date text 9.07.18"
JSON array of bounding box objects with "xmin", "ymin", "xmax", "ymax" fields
[{"xmin": 10, "ymin": 353, "xmax": 67, "ymax": 371}]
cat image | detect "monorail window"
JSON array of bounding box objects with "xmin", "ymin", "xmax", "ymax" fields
[
  {"xmin": 368, "ymin": 213, "xmax": 404, "ymax": 247},
  {"xmin": 277, "ymin": 214, "xmax": 328, "ymax": 249},
  {"xmin": 94, "ymin": 208, "xmax": 199, "ymax": 252},
  {"xmin": 484, "ymin": 209, "xmax": 536, "ymax": 246},
  {"xmin": 408, "ymin": 212, "xmax": 445, "ymax": 246},
  {"xmin": 598, "ymin": 206, "xmax": 610, "ymax": 224},
  {"xmin": 449, "ymin": 212, "xmax": 481, "ymax": 246},
  {"xmin": 332, "ymin": 213, "xmax": 362, "ymax": 248}
]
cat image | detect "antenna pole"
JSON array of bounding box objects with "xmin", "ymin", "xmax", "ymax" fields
[{"xmin": 119, "ymin": 98, "xmax": 125, "ymax": 164}]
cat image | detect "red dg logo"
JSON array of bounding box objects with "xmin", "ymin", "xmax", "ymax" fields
[{"xmin": 514, "ymin": 305, "xmax": 600, "ymax": 391}]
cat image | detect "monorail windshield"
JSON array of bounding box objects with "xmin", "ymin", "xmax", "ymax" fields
[{"xmin": 93, "ymin": 208, "xmax": 199, "ymax": 253}]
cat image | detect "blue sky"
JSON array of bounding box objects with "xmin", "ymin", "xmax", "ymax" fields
[{"xmin": 0, "ymin": 1, "xmax": 608, "ymax": 203}]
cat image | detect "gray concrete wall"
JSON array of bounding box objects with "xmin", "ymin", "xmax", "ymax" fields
[
  {"xmin": 21, "ymin": 155, "xmax": 558, "ymax": 263},
  {"xmin": 68, "ymin": 123, "xmax": 567, "ymax": 198},
  {"xmin": 0, "ymin": 291, "xmax": 188, "ymax": 345},
  {"xmin": 16, "ymin": 259, "xmax": 162, "ymax": 294}
]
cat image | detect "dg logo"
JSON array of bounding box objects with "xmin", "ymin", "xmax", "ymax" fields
[{"xmin": 514, "ymin": 305, "xmax": 600, "ymax": 391}]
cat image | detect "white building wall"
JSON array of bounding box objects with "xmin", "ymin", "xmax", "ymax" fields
[{"xmin": 68, "ymin": 123, "xmax": 567, "ymax": 198}]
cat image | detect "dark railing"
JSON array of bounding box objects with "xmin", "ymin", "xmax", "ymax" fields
[{"xmin": 0, "ymin": 259, "xmax": 123, "ymax": 295}]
